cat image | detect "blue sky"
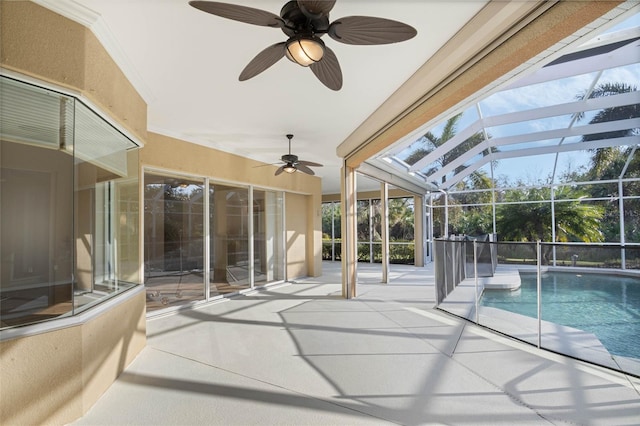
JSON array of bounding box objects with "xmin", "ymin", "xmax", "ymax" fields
[{"xmin": 400, "ymin": 9, "xmax": 640, "ymax": 187}]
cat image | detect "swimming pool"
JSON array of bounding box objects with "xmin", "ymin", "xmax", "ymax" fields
[{"xmin": 480, "ymin": 271, "xmax": 640, "ymax": 359}]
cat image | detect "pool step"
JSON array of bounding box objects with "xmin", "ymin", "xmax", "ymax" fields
[{"xmin": 481, "ymin": 266, "xmax": 522, "ymax": 290}]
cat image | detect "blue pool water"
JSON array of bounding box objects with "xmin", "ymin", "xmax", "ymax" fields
[{"xmin": 480, "ymin": 271, "xmax": 640, "ymax": 359}]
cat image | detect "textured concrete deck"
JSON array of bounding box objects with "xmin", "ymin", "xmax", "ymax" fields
[{"xmin": 73, "ymin": 262, "xmax": 640, "ymax": 425}]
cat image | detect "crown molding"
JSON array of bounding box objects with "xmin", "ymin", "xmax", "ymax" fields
[{"xmin": 32, "ymin": 0, "xmax": 156, "ymax": 104}]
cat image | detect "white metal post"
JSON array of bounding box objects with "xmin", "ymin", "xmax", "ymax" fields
[
  {"xmin": 619, "ymin": 179, "xmax": 626, "ymax": 270},
  {"xmin": 551, "ymin": 187, "xmax": 556, "ymax": 266},
  {"xmin": 248, "ymin": 186, "xmax": 254, "ymax": 288},
  {"xmin": 369, "ymin": 199, "xmax": 374, "ymax": 263},
  {"xmin": 474, "ymin": 239, "xmax": 479, "ymax": 324},
  {"xmin": 381, "ymin": 183, "xmax": 389, "ymax": 283},
  {"xmin": 331, "ymin": 202, "xmax": 335, "ymax": 261},
  {"xmin": 204, "ymin": 178, "xmax": 210, "ymax": 299},
  {"xmin": 537, "ymin": 240, "xmax": 542, "ymax": 349}
]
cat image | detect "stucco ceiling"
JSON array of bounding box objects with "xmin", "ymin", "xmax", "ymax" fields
[{"xmin": 37, "ymin": 0, "xmax": 489, "ymax": 193}]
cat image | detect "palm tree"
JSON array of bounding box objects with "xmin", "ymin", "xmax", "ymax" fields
[
  {"xmin": 496, "ymin": 185, "xmax": 604, "ymax": 262},
  {"xmin": 576, "ymin": 82, "xmax": 640, "ymax": 179},
  {"xmin": 388, "ymin": 197, "xmax": 414, "ymax": 241},
  {"xmin": 403, "ymin": 113, "xmax": 492, "ymax": 184},
  {"xmin": 575, "ymin": 82, "xmax": 640, "ymax": 243},
  {"xmin": 405, "ymin": 114, "xmax": 496, "ymax": 237},
  {"xmin": 497, "ymin": 185, "xmax": 604, "ymax": 243},
  {"xmin": 442, "ymin": 169, "xmax": 495, "ymax": 236}
]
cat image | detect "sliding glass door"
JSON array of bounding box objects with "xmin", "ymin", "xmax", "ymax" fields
[{"xmin": 144, "ymin": 171, "xmax": 285, "ymax": 312}]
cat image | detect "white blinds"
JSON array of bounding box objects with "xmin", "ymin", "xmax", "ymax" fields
[
  {"xmin": 1, "ymin": 76, "xmax": 137, "ymax": 177},
  {"xmin": 74, "ymin": 101, "xmax": 131, "ymax": 177},
  {"xmin": 0, "ymin": 77, "xmax": 70, "ymax": 149}
]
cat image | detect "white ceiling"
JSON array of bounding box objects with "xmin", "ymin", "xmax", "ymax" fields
[{"xmin": 39, "ymin": 0, "xmax": 488, "ymax": 193}]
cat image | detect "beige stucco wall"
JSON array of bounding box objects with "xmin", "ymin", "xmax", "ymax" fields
[
  {"xmin": 306, "ymin": 191, "xmax": 323, "ymax": 277},
  {"xmin": 0, "ymin": 290, "xmax": 146, "ymax": 425},
  {"xmin": 81, "ymin": 291, "xmax": 146, "ymax": 411},
  {"xmin": 286, "ymin": 193, "xmax": 308, "ymax": 279},
  {"xmin": 1, "ymin": 327, "xmax": 83, "ymax": 425},
  {"xmin": 0, "ymin": 2, "xmax": 148, "ymax": 425}
]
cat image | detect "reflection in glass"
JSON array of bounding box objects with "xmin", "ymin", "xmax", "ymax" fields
[
  {"xmin": 2, "ymin": 142, "xmax": 75, "ymax": 326},
  {"xmin": 144, "ymin": 175, "xmax": 204, "ymax": 311},
  {"xmin": 210, "ymin": 183, "xmax": 250, "ymax": 296},
  {"xmin": 74, "ymin": 102, "xmax": 140, "ymax": 313},
  {"xmin": 253, "ymin": 190, "xmax": 284, "ymax": 286},
  {"xmin": 1, "ymin": 77, "xmax": 140, "ymax": 328}
]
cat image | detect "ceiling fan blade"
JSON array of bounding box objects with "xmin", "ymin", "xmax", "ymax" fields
[
  {"xmin": 275, "ymin": 166, "xmax": 286, "ymax": 176},
  {"xmin": 296, "ymin": 164, "xmax": 315, "ymax": 175},
  {"xmin": 328, "ymin": 16, "xmax": 417, "ymax": 45},
  {"xmin": 189, "ymin": 1, "xmax": 284, "ymax": 28},
  {"xmin": 310, "ymin": 46, "xmax": 342, "ymax": 91},
  {"xmin": 297, "ymin": 1, "xmax": 336, "ymax": 17},
  {"xmin": 252, "ymin": 162, "xmax": 281, "ymax": 168},
  {"xmin": 298, "ymin": 160, "xmax": 323, "ymax": 167},
  {"xmin": 239, "ymin": 42, "xmax": 286, "ymax": 81}
]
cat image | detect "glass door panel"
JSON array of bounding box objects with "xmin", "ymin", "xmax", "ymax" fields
[
  {"xmin": 144, "ymin": 174, "xmax": 204, "ymax": 311},
  {"xmin": 253, "ymin": 190, "xmax": 284, "ymax": 286},
  {"xmin": 209, "ymin": 183, "xmax": 250, "ymax": 296}
]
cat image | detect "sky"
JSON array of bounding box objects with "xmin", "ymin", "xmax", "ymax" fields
[{"xmin": 392, "ymin": 9, "xmax": 640, "ymax": 188}]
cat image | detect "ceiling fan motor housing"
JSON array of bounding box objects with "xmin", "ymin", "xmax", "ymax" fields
[
  {"xmin": 282, "ymin": 153, "xmax": 299, "ymax": 164},
  {"xmin": 280, "ymin": 1, "xmax": 330, "ymax": 36}
]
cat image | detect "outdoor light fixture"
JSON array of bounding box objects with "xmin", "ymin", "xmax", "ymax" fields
[
  {"xmin": 285, "ymin": 35, "xmax": 324, "ymax": 66},
  {"xmin": 283, "ymin": 163, "xmax": 297, "ymax": 173}
]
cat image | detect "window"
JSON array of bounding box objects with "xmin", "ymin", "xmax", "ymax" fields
[{"xmin": 0, "ymin": 76, "xmax": 140, "ymax": 329}]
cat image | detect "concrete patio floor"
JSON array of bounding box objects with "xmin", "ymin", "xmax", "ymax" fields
[{"xmin": 73, "ymin": 262, "xmax": 640, "ymax": 425}]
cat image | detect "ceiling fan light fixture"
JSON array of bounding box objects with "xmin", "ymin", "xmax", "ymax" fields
[
  {"xmin": 285, "ymin": 35, "xmax": 324, "ymax": 66},
  {"xmin": 283, "ymin": 163, "xmax": 297, "ymax": 173}
]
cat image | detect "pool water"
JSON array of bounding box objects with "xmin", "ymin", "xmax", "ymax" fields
[{"xmin": 480, "ymin": 271, "xmax": 640, "ymax": 359}]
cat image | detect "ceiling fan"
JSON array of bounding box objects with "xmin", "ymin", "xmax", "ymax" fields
[
  {"xmin": 188, "ymin": 0, "xmax": 417, "ymax": 90},
  {"xmin": 275, "ymin": 134, "xmax": 322, "ymax": 176}
]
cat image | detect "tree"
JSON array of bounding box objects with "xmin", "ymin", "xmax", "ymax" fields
[
  {"xmin": 322, "ymin": 202, "xmax": 341, "ymax": 239},
  {"xmin": 388, "ymin": 197, "xmax": 414, "ymax": 241},
  {"xmin": 575, "ymin": 82, "xmax": 640, "ymax": 242},
  {"xmin": 496, "ymin": 185, "xmax": 604, "ymax": 262},
  {"xmin": 576, "ymin": 82, "xmax": 640, "ymax": 179},
  {"xmin": 449, "ymin": 170, "xmax": 495, "ymax": 236},
  {"xmin": 408, "ymin": 114, "xmax": 497, "ymax": 237},
  {"xmin": 497, "ymin": 185, "xmax": 603, "ymax": 243},
  {"xmin": 403, "ymin": 113, "xmax": 492, "ymax": 184}
]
